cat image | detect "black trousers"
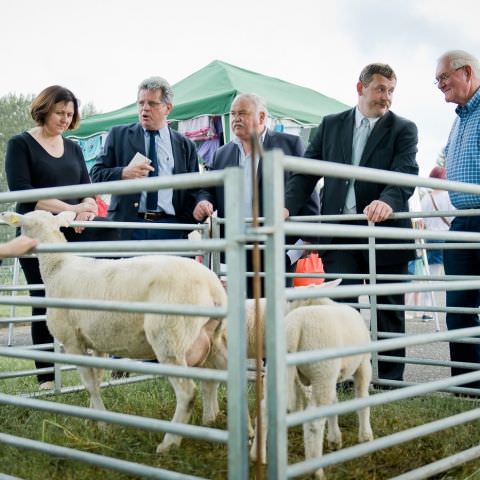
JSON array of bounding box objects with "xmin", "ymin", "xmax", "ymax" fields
[
  {"xmin": 19, "ymin": 219, "xmax": 120, "ymax": 383},
  {"xmin": 323, "ymin": 247, "xmax": 408, "ymax": 382}
]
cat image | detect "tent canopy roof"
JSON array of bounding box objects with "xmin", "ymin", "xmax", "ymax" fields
[{"xmin": 70, "ymin": 60, "xmax": 350, "ymax": 138}]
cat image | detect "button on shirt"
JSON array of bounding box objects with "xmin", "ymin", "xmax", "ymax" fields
[
  {"xmin": 139, "ymin": 126, "xmax": 175, "ymax": 214},
  {"xmin": 446, "ymin": 88, "xmax": 480, "ymax": 209}
]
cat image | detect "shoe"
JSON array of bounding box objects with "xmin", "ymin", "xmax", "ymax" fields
[
  {"xmin": 422, "ymin": 314, "xmax": 433, "ymax": 322},
  {"xmin": 111, "ymin": 370, "xmax": 130, "ymax": 379},
  {"xmin": 39, "ymin": 381, "xmax": 54, "ymax": 390}
]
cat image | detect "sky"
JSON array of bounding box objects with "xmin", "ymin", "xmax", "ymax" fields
[{"xmin": 2, "ymin": 0, "xmax": 480, "ymax": 176}]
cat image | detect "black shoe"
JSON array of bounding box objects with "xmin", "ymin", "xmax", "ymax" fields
[{"xmin": 111, "ymin": 370, "xmax": 130, "ymax": 379}]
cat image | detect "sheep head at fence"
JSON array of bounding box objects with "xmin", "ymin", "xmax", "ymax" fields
[{"xmin": 0, "ymin": 210, "xmax": 75, "ymax": 243}]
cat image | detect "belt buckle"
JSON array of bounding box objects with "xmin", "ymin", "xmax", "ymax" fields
[{"xmin": 144, "ymin": 211, "xmax": 162, "ymax": 221}]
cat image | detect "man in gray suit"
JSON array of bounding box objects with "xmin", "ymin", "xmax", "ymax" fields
[
  {"xmin": 194, "ymin": 93, "xmax": 319, "ymax": 297},
  {"xmin": 90, "ymin": 76, "xmax": 207, "ymax": 240},
  {"xmin": 285, "ymin": 64, "xmax": 419, "ymax": 382}
]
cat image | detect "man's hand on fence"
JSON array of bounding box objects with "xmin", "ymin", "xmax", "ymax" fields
[
  {"xmin": 193, "ymin": 200, "xmax": 214, "ymax": 222},
  {"xmin": 363, "ymin": 200, "xmax": 393, "ymax": 223}
]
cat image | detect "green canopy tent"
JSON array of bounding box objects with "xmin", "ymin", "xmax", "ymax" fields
[{"xmin": 67, "ymin": 60, "xmax": 349, "ymax": 168}]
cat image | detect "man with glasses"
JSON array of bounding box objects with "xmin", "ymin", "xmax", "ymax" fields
[
  {"xmin": 91, "ymin": 76, "xmax": 207, "ymax": 240},
  {"xmin": 436, "ymin": 50, "xmax": 480, "ymax": 392},
  {"xmin": 284, "ymin": 63, "xmax": 419, "ymax": 384}
]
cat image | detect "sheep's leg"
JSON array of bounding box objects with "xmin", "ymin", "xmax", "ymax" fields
[
  {"xmin": 157, "ymin": 375, "xmax": 197, "ymax": 453},
  {"xmin": 306, "ymin": 375, "xmax": 338, "ymax": 480},
  {"xmin": 77, "ymin": 365, "xmax": 106, "ymax": 411},
  {"xmin": 303, "ymin": 418, "xmax": 326, "ymax": 480},
  {"xmin": 354, "ymin": 358, "xmax": 374, "ymax": 443},
  {"xmin": 90, "ymin": 350, "xmax": 106, "ymax": 391},
  {"xmin": 63, "ymin": 343, "xmax": 106, "ymax": 412},
  {"xmin": 200, "ymin": 380, "xmax": 219, "ymax": 424}
]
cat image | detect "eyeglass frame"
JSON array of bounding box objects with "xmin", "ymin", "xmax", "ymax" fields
[
  {"xmin": 137, "ymin": 100, "xmax": 169, "ymax": 109},
  {"xmin": 434, "ymin": 66, "xmax": 465, "ymax": 86}
]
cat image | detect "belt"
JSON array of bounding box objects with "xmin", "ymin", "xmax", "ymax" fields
[{"xmin": 138, "ymin": 212, "xmax": 171, "ymax": 221}]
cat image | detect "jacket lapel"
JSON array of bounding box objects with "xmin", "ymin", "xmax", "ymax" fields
[
  {"xmin": 340, "ymin": 109, "xmax": 355, "ymax": 164},
  {"xmin": 129, "ymin": 124, "xmax": 146, "ymax": 157}
]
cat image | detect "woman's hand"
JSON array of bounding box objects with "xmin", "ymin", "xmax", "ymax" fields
[{"xmin": 73, "ymin": 202, "xmax": 97, "ymax": 233}]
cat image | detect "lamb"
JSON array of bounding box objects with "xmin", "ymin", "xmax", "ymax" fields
[
  {"xmin": 249, "ymin": 296, "xmax": 373, "ymax": 480},
  {"xmin": 0, "ymin": 210, "xmax": 228, "ymax": 453}
]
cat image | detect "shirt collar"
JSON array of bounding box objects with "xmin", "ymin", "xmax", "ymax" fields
[
  {"xmin": 355, "ymin": 107, "xmax": 381, "ymax": 129},
  {"xmin": 455, "ymin": 87, "xmax": 480, "ymax": 117},
  {"xmin": 143, "ymin": 125, "xmax": 169, "ymax": 141}
]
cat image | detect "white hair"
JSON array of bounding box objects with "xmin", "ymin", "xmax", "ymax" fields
[
  {"xmin": 439, "ymin": 50, "xmax": 480, "ymax": 78},
  {"xmin": 232, "ymin": 93, "xmax": 268, "ymax": 116}
]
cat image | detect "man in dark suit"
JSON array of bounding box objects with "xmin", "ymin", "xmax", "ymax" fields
[
  {"xmin": 193, "ymin": 93, "xmax": 319, "ymax": 297},
  {"xmin": 285, "ymin": 64, "xmax": 419, "ymax": 382},
  {"xmin": 90, "ymin": 76, "xmax": 206, "ymax": 240}
]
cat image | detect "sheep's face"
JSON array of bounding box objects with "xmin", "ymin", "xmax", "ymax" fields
[{"xmin": 0, "ymin": 210, "xmax": 75, "ymax": 243}]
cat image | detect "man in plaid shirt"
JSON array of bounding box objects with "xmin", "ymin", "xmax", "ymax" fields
[{"xmin": 436, "ymin": 50, "xmax": 480, "ymax": 392}]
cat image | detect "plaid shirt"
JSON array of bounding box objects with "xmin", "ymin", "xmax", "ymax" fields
[{"xmin": 445, "ymin": 88, "xmax": 480, "ymax": 209}]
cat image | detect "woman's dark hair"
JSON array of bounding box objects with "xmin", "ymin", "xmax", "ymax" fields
[{"xmin": 30, "ymin": 85, "xmax": 80, "ymax": 130}]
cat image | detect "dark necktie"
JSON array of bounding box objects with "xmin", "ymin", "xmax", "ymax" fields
[{"xmin": 146, "ymin": 130, "xmax": 159, "ymax": 211}]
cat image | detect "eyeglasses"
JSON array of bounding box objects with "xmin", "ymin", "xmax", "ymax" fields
[
  {"xmin": 434, "ymin": 66, "xmax": 465, "ymax": 85},
  {"xmin": 137, "ymin": 100, "xmax": 165, "ymax": 109}
]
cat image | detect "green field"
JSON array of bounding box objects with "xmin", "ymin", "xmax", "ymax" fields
[{"xmin": 1, "ymin": 358, "xmax": 480, "ymax": 479}]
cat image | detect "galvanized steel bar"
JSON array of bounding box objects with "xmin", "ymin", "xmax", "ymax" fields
[
  {"xmin": 0, "ymin": 393, "xmax": 228, "ymax": 443},
  {"xmin": 287, "ymin": 404, "xmax": 480, "ymax": 478},
  {"xmin": 0, "ymin": 295, "xmax": 227, "ymax": 318},
  {"xmin": 0, "ymin": 170, "xmax": 226, "ymax": 204},
  {"xmin": 0, "ymin": 347, "xmax": 228, "ymax": 382},
  {"xmin": 282, "ymin": 156, "xmax": 480, "ymax": 195},
  {"xmin": 0, "ymin": 432, "xmax": 207, "ymax": 480},
  {"xmin": 224, "ymin": 167, "xmax": 249, "ymax": 480},
  {"xmin": 263, "ymin": 150, "xmax": 288, "ymax": 480},
  {"xmin": 390, "ymin": 445, "xmax": 480, "ymax": 480}
]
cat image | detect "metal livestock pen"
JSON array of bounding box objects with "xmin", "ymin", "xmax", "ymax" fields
[{"xmin": 0, "ymin": 150, "xmax": 479, "ymax": 478}]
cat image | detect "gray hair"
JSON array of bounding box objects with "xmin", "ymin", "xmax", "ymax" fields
[
  {"xmin": 137, "ymin": 76, "xmax": 174, "ymax": 104},
  {"xmin": 232, "ymin": 93, "xmax": 268, "ymax": 116},
  {"xmin": 438, "ymin": 50, "xmax": 480, "ymax": 78}
]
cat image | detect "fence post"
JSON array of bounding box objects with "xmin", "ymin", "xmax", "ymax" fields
[
  {"xmin": 367, "ymin": 221, "xmax": 379, "ymax": 381},
  {"xmin": 224, "ymin": 167, "xmax": 249, "ymax": 480},
  {"xmin": 263, "ymin": 150, "xmax": 288, "ymax": 479}
]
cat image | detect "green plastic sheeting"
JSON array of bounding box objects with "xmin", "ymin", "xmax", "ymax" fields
[{"xmin": 69, "ymin": 60, "xmax": 349, "ymax": 139}]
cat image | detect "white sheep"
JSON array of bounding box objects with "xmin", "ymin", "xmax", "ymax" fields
[
  {"xmin": 249, "ymin": 296, "xmax": 373, "ymax": 480},
  {"xmin": 0, "ymin": 210, "xmax": 228, "ymax": 453}
]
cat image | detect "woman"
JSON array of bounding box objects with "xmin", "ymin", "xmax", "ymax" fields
[{"xmin": 5, "ymin": 85, "xmax": 100, "ymax": 389}]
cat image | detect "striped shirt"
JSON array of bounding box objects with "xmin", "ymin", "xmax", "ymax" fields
[{"xmin": 445, "ymin": 87, "xmax": 480, "ymax": 209}]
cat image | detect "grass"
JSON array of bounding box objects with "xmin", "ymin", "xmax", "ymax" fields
[{"xmin": 1, "ymin": 359, "xmax": 480, "ymax": 480}]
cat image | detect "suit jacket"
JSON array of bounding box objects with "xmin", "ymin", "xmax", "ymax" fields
[
  {"xmin": 285, "ymin": 108, "xmax": 419, "ymax": 265},
  {"xmin": 204, "ymin": 129, "xmax": 319, "ymax": 218},
  {"xmin": 90, "ymin": 123, "xmax": 205, "ymax": 224}
]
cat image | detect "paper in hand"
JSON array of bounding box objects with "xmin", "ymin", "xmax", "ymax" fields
[{"xmin": 129, "ymin": 152, "xmax": 151, "ymax": 166}]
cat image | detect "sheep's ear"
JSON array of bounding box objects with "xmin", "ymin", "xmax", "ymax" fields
[
  {"xmin": 56, "ymin": 211, "xmax": 76, "ymax": 227},
  {"xmin": 0, "ymin": 212, "xmax": 24, "ymax": 227}
]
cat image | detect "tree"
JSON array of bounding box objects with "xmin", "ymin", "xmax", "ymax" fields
[
  {"xmin": 0, "ymin": 93, "xmax": 35, "ymax": 242},
  {"xmin": 81, "ymin": 101, "xmax": 100, "ymax": 119}
]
